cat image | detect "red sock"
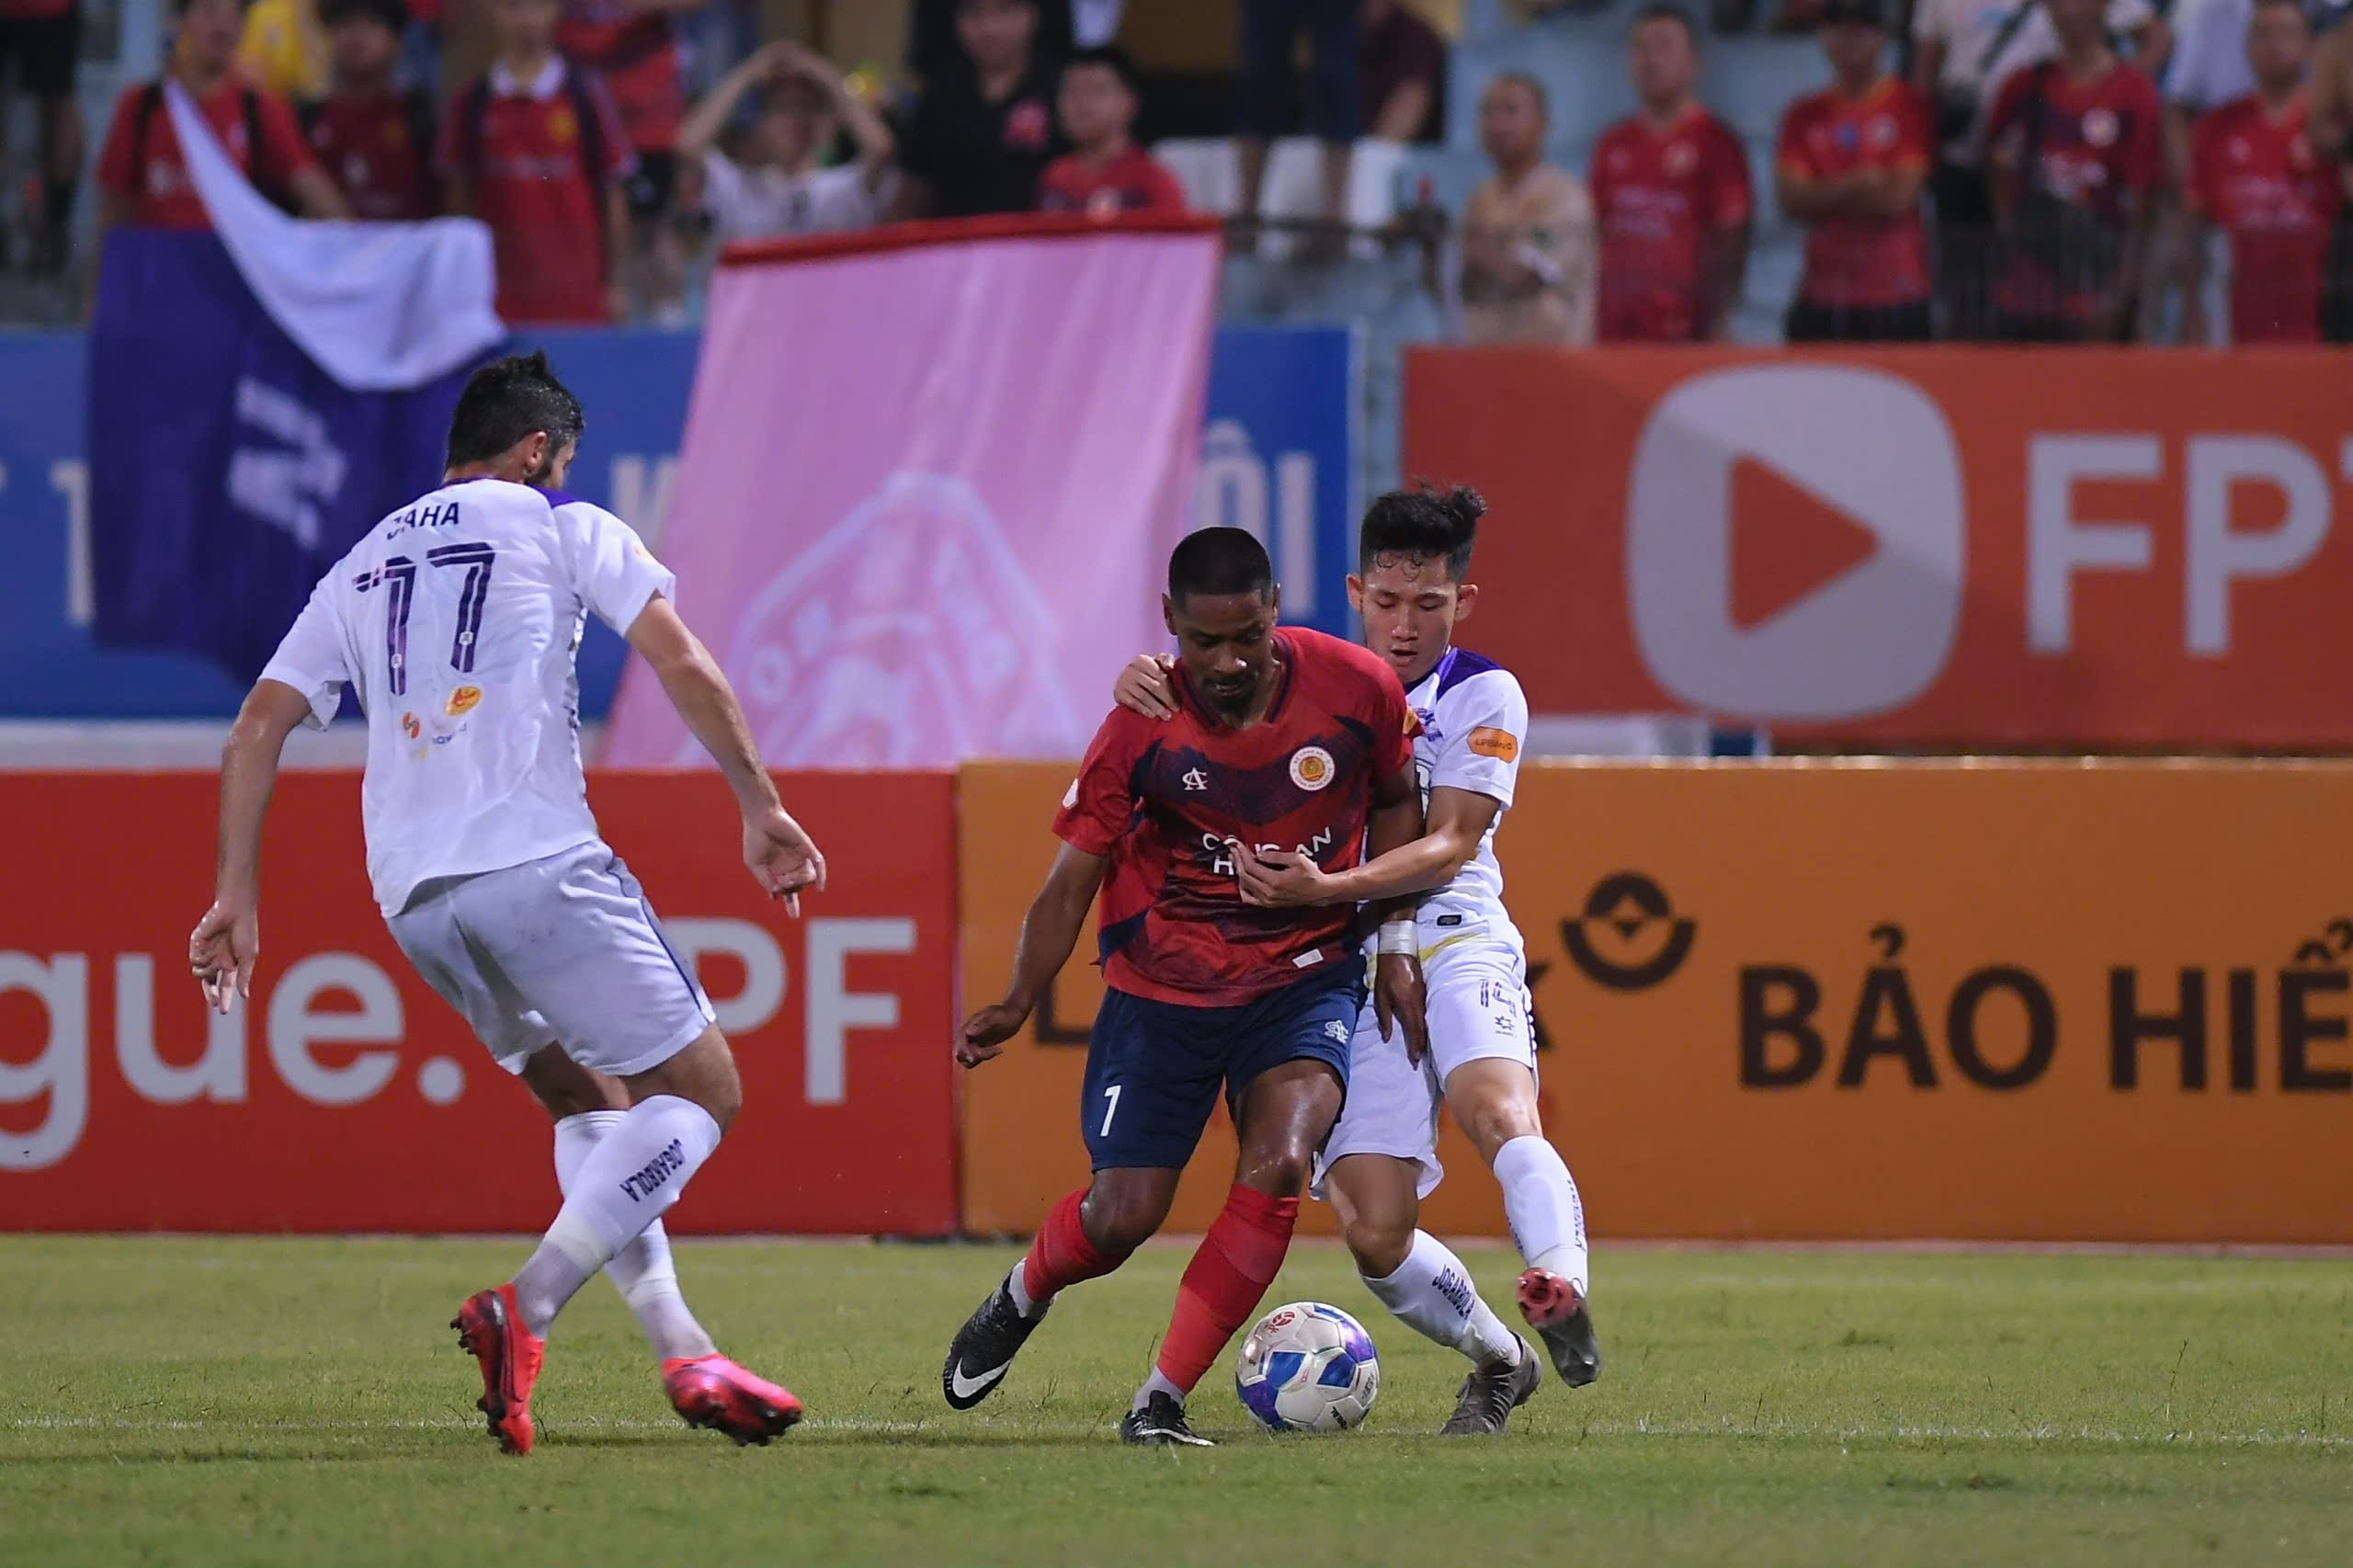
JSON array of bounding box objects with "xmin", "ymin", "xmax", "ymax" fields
[
  {"xmin": 1154, "ymin": 1184, "xmax": 1300, "ymax": 1394},
  {"xmin": 1020, "ymin": 1187, "xmax": 1126, "ymax": 1304}
]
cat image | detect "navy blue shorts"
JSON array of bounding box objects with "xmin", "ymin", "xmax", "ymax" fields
[{"xmin": 1080, "ymin": 962, "xmax": 1365, "ymax": 1171}]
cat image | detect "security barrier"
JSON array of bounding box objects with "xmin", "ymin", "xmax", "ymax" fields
[
  {"xmin": 959, "ymin": 757, "xmax": 2353, "ymax": 1244},
  {"xmin": 0, "ymin": 771, "xmax": 960, "ymax": 1234},
  {"xmin": 9, "ymin": 760, "xmax": 2351, "ymax": 1242}
]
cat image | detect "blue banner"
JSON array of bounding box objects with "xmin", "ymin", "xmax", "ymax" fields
[
  {"xmin": 0, "ymin": 323, "xmax": 1352, "ymax": 718},
  {"xmin": 1195, "ymin": 325, "xmax": 1358, "ymax": 637}
]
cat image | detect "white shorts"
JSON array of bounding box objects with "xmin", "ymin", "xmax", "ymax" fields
[
  {"xmin": 1313, "ymin": 940, "xmax": 1537, "ymax": 1200},
  {"xmin": 387, "ymin": 840, "xmax": 716, "ymax": 1079}
]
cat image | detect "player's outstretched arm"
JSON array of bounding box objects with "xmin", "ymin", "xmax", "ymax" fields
[
  {"xmin": 1237, "ymin": 785, "xmax": 1501, "ymax": 909},
  {"xmin": 192, "ymin": 680, "xmax": 314, "ymax": 1014},
  {"xmin": 957, "ymin": 843, "xmax": 1108, "ymax": 1069},
  {"xmin": 626, "ymin": 595, "xmax": 826, "ymax": 910},
  {"xmin": 1363, "ymin": 761, "xmax": 1431, "ymax": 1062}
]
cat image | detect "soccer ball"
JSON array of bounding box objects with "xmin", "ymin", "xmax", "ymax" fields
[{"xmin": 1233, "ymin": 1301, "xmax": 1381, "ymax": 1433}]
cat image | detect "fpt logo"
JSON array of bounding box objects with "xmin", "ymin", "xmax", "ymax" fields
[
  {"xmin": 1625, "ymin": 365, "xmax": 1967, "ymax": 722},
  {"xmin": 1560, "ymin": 871, "xmax": 1697, "ymax": 992}
]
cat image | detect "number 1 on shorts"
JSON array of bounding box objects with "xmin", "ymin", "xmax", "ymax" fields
[{"xmin": 1099, "ymin": 1084, "xmax": 1121, "ymax": 1136}]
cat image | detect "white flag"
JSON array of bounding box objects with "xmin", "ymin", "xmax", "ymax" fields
[{"xmin": 165, "ymin": 81, "xmax": 505, "ymax": 391}]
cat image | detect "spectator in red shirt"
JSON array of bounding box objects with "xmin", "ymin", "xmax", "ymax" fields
[
  {"xmin": 1589, "ymin": 4, "xmax": 1753, "ymax": 341},
  {"xmin": 560, "ymin": 0, "xmax": 692, "ymax": 321},
  {"xmin": 1036, "ymin": 45, "xmax": 1186, "ymax": 215},
  {"xmin": 437, "ymin": 0, "xmax": 633, "ymax": 324},
  {"xmin": 2184, "ymin": 0, "xmax": 2337, "ymax": 343},
  {"xmin": 302, "ymin": 0, "xmax": 437, "ymax": 221},
  {"xmin": 1775, "ymin": 0, "xmax": 1934, "ymax": 340},
  {"xmin": 96, "ymin": 0, "xmax": 347, "ymax": 270},
  {"xmin": 0, "ymin": 0, "xmax": 85, "ymax": 272},
  {"xmin": 1984, "ymin": 0, "xmax": 2165, "ymax": 341}
]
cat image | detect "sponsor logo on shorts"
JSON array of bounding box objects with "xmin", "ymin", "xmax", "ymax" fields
[
  {"xmin": 1467, "ymin": 726, "xmax": 1519, "ymax": 762},
  {"xmin": 618, "ymin": 1137, "xmax": 688, "ymax": 1203},
  {"xmin": 446, "ymin": 686, "xmax": 483, "ymax": 717},
  {"xmin": 1289, "ymin": 746, "xmax": 1336, "ymax": 791}
]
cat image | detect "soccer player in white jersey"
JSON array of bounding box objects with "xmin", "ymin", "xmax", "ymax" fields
[
  {"xmin": 186, "ymin": 353, "xmax": 826, "ymax": 1456},
  {"xmin": 1114, "ymin": 484, "xmax": 1597, "ymax": 1436}
]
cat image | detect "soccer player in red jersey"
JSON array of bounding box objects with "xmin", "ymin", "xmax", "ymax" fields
[
  {"xmin": 1776, "ymin": 0, "xmax": 1934, "ymax": 341},
  {"xmin": 95, "ymin": 0, "xmax": 347, "ymax": 233},
  {"xmin": 437, "ymin": 0, "xmax": 634, "ymax": 324},
  {"xmin": 1036, "ymin": 45, "xmax": 1188, "ymax": 216},
  {"xmin": 2184, "ymin": 0, "xmax": 2337, "ymax": 344},
  {"xmin": 942, "ymin": 528, "xmax": 1429, "ymax": 1448},
  {"xmin": 1984, "ymin": 0, "xmax": 2164, "ymax": 341},
  {"xmin": 1588, "ymin": 4, "xmax": 1752, "ymax": 342},
  {"xmin": 303, "ymin": 0, "xmax": 438, "ymax": 222}
]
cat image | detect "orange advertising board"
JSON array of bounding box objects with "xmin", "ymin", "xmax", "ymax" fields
[
  {"xmin": 961, "ymin": 758, "xmax": 2353, "ymax": 1244},
  {"xmin": 0, "ymin": 771, "xmax": 960, "ymax": 1234},
  {"xmin": 1404, "ymin": 347, "xmax": 2353, "ymax": 747}
]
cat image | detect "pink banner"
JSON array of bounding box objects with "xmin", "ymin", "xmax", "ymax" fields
[{"xmin": 604, "ymin": 214, "xmax": 1222, "ymax": 767}]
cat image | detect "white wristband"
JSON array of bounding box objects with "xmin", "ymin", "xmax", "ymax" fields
[{"xmin": 1376, "ymin": 919, "xmax": 1417, "ymax": 957}]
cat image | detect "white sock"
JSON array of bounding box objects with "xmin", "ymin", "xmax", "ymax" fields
[
  {"xmin": 554, "ymin": 1112, "xmax": 718, "ymax": 1362},
  {"xmin": 1005, "ymin": 1262, "xmax": 1042, "ymax": 1318},
  {"xmin": 1131, "ymin": 1369, "xmax": 1186, "ymax": 1413},
  {"xmin": 1362, "ymin": 1231, "xmax": 1522, "ymax": 1369},
  {"xmin": 1493, "ymin": 1135, "xmax": 1590, "ymax": 1297},
  {"xmin": 514, "ymin": 1095, "xmax": 722, "ymax": 1336}
]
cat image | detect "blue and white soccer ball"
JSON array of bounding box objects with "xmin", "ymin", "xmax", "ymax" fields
[{"xmin": 1234, "ymin": 1301, "xmax": 1381, "ymax": 1433}]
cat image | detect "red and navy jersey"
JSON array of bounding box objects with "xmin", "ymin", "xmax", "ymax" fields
[{"xmin": 1053, "ymin": 628, "xmax": 1419, "ymax": 1007}]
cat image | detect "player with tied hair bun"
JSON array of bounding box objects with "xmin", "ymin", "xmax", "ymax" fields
[{"xmin": 1112, "ymin": 483, "xmax": 1601, "ymax": 1435}]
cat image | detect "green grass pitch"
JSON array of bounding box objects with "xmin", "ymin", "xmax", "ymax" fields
[{"xmin": 4, "ymin": 1236, "xmax": 2349, "ymax": 1567}]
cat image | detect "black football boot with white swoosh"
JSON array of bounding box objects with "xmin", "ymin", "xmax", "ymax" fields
[
  {"xmin": 1120, "ymin": 1392, "xmax": 1215, "ymax": 1448},
  {"xmin": 941, "ymin": 1278, "xmax": 1045, "ymax": 1411}
]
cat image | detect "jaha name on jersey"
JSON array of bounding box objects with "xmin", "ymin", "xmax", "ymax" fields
[{"xmin": 384, "ymin": 499, "xmax": 467, "ymax": 539}]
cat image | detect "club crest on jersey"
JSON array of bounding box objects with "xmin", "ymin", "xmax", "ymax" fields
[
  {"xmin": 1183, "ymin": 767, "xmax": 1210, "ymax": 791},
  {"xmin": 401, "ymin": 711, "xmax": 420, "ymax": 740},
  {"xmin": 1289, "ymin": 745, "xmax": 1336, "ymax": 791},
  {"xmin": 446, "ymin": 686, "xmax": 483, "ymax": 717}
]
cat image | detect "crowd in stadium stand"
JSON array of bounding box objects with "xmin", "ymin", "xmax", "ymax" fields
[{"xmin": 6, "ymin": 0, "xmax": 2348, "ymax": 339}]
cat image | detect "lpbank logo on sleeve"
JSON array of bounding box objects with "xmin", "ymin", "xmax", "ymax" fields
[{"xmin": 1625, "ymin": 366, "xmax": 1967, "ymax": 722}]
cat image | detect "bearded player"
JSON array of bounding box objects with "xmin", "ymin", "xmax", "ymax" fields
[
  {"xmin": 943, "ymin": 526, "xmax": 1428, "ymax": 1448},
  {"xmin": 1114, "ymin": 486, "xmax": 1599, "ymax": 1436},
  {"xmin": 188, "ymin": 353, "xmax": 825, "ymax": 1454}
]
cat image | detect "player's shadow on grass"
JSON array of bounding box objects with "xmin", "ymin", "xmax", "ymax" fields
[
  {"xmin": 2, "ymin": 1447, "xmax": 412, "ymax": 1469},
  {"xmin": 798, "ymin": 1429, "xmax": 1113, "ymax": 1449}
]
